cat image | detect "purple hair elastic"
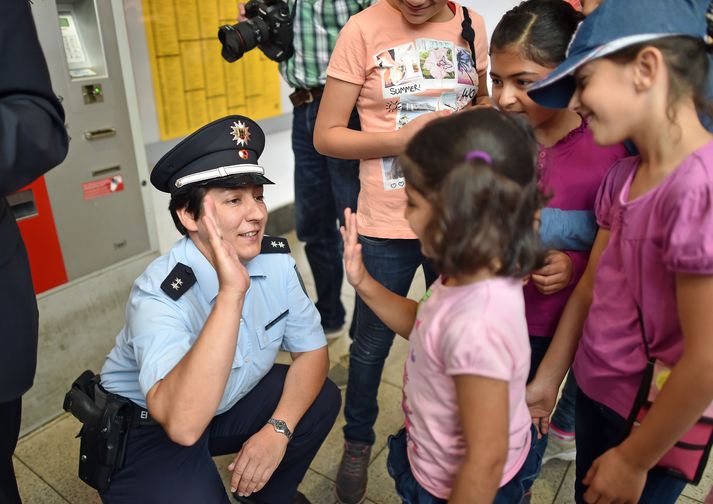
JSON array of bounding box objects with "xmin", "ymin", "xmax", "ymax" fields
[{"xmin": 464, "ymin": 150, "xmax": 492, "ymax": 164}]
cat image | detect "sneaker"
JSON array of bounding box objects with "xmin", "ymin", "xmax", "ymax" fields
[
  {"xmin": 336, "ymin": 440, "xmax": 371, "ymax": 504},
  {"xmin": 542, "ymin": 432, "xmax": 576, "ymax": 464}
]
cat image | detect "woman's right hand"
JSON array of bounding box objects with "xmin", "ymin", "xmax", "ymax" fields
[
  {"xmin": 200, "ymin": 195, "xmax": 251, "ymax": 298},
  {"xmin": 340, "ymin": 208, "xmax": 368, "ymax": 289},
  {"xmin": 525, "ymin": 378, "xmax": 558, "ymax": 437}
]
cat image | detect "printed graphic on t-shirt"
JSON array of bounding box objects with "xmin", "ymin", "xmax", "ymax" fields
[
  {"xmin": 373, "ymin": 38, "xmax": 476, "ymax": 191},
  {"xmin": 381, "ymin": 93, "xmax": 461, "ymax": 191}
]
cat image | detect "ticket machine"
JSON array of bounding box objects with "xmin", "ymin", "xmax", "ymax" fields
[{"xmin": 15, "ymin": 0, "xmax": 153, "ymax": 293}]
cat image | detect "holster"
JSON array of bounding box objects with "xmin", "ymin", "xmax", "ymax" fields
[{"xmin": 63, "ymin": 370, "xmax": 131, "ymax": 492}]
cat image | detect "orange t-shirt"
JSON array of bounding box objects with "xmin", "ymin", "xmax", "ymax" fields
[{"xmin": 327, "ymin": 0, "xmax": 488, "ymax": 238}]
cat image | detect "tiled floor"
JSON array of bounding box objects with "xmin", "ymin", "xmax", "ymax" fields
[{"xmin": 13, "ymin": 232, "xmax": 713, "ymax": 503}]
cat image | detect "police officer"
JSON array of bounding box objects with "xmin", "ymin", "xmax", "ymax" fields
[{"xmin": 98, "ymin": 116, "xmax": 340, "ymax": 504}]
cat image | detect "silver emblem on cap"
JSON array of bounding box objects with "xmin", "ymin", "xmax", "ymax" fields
[{"xmin": 231, "ymin": 121, "xmax": 251, "ymax": 147}]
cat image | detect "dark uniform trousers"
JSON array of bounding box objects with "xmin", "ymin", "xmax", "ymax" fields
[{"xmin": 100, "ymin": 365, "xmax": 341, "ymax": 504}]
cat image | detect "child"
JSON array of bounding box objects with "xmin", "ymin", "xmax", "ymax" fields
[
  {"xmin": 526, "ymin": 0, "xmax": 713, "ymax": 502},
  {"xmin": 489, "ymin": 0, "xmax": 628, "ymax": 468},
  {"xmin": 313, "ymin": 0, "xmax": 489, "ymax": 501},
  {"xmin": 341, "ymin": 108, "xmax": 545, "ymax": 502}
]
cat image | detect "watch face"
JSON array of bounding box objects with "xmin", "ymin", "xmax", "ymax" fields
[{"xmin": 274, "ymin": 420, "xmax": 286, "ymax": 431}]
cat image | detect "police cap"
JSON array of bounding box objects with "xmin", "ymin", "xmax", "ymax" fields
[{"xmin": 151, "ymin": 115, "xmax": 274, "ymax": 193}]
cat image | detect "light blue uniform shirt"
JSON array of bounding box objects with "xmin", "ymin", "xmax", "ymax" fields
[{"xmin": 101, "ymin": 236, "xmax": 326, "ymax": 414}]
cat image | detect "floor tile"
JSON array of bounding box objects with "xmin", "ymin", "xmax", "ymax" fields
[
  {"xmin": 15, "ymin": 414, "xmax": 101, "ymax": 504},
  {"xmin": 309, "ymin": 382, "xmax": 405, "ymax": 482},
  {"xmin": 15, "ymin": 457, "xmax": 68, "ymax": 504},
  {"xmin": 365, "ymin": 447, "xmax": 400, "ymax": 504},
  {"xmin": 552, "ymin": 461, "xmax": 575, "ymax": 503},
  {"xmin": 531, "ymin": 459, "xmax": 570, "ymax": 504}
]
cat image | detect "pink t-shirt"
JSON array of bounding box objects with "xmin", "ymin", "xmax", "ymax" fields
[
  {"xmin": 327, "ymin": 0, "xmax": 488, "ymax": 238},
  {"xmin": 524, "ymin": 123, "xmax": 628, "ymax": 337},
  {"xmin": 574, "ymin": 141, "xmax": 713, "ymax": 418},
  {"xmin": 403, "ymin": 277, "xmax": 532, "ymax": 498}
]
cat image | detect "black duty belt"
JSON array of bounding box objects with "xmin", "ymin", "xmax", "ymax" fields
[
  {"xmin": 289, "ymin": 86, "xmax": 324, "ymax": 107},
  {"xmin": 94, "ymin": 384, "xmax": 158, "ymax": 428}
]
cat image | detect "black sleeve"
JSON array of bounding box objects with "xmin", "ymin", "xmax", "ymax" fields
[{"xmin": 0, "ymin": 0, "xmax": 69, "ymax": 197}]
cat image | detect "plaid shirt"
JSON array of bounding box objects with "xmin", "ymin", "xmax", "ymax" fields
[{"xmin": 280, "ymin": 0, "xmax": 373, "ymax": 89}]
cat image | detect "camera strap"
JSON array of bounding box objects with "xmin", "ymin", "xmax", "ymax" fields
[{"xmin": 460, "ymin": 5, "xmax": 478, "ymax": 105}]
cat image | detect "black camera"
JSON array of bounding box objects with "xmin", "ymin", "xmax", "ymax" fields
[{"xmin": 218, "ymin": 0, "xmax": 294, "ymax": 63}]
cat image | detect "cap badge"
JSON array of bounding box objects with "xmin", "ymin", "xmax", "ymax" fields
[
  {"xmin": 239, "ymin": 149, "xmax": 249, "ymax": 160},
  {"xmin": 231, "ymin": 121, "xmax": 251, "ymax": 147}
]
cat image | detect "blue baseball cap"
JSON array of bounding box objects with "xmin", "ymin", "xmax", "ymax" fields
[{"xmin": 528, "ymin": 0, "xmax": 711, "ymax": 108}]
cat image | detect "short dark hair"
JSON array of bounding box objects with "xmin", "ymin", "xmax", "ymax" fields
[
  {"xmin": 490, "ymin": 0, "xmax": 584, "ymax": 67},
  {"xmin": 168, "ymin": 185, "xmax": 208, "ymax": 235},
  {"xmin": 399, "ymin": 108, "xmax": 546, "ymax": 278},
  {"xmin": 606, "ymin": 36, "xmax": 713, "ymax": 125}
]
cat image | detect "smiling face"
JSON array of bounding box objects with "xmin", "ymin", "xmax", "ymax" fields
[
  {"xmin": 180, "ymin": 185, "xmax": 268, "ymax": 263},
  {"xmin": 570, "ymin": 58, "xmax": 637, "ymax": 145},
  {"xmin": 490, "ymin": 49, "xmax": 561, "ymax": 130},
  {"xmin": 386, "ymin": 0, "xmax": 452, "ymax": 24}
]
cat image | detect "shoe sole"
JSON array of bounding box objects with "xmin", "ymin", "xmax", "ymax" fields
[
  {"xmin": 335, "ymin": 486, "xmax": 367, "ymax": 504},
  {"xmin": 542, "ymin": 451, "xmax": 577, "ymax": 465}
]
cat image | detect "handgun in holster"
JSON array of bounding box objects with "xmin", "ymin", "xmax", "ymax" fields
[{"xmin": 63, "ymin": 370, "xmax": 131, "ymax": 492}]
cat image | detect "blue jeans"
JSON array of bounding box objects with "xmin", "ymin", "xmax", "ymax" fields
[
  {"xmin": 343, "ymin": 237, "xmax": 437, "ymax": 444},
  {"xmin": 575, "ymin": 387, "xmax": 686, "ymax": 503},
  {"xmin": 292, "ymin": 96, "xmax": 360, "ymax": 330},
  {"xmin": 387, "ymin": 426, "xmax": 542, "ymax": 503}
]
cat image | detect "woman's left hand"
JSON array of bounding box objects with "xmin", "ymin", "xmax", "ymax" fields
[{"xmin": 582, "ymin": 446, "xmax": 648, "ymax": 504}]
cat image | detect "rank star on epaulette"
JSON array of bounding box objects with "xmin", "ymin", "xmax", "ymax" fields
[
  {"xmin": 161, "ymin": 263, "xmax": 197, "ymax": 300},
  {"xmin": 230, "ymin": 121, "xmax": 251, "ymax": 147},
  {"xmin": 261, "ymin": 235, "xmax": 291, "ymax": 254}
]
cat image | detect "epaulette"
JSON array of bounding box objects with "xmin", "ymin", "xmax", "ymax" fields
[
  {"xmin": 160, "ymin": 262, "xmax": 197, "ymax": 300},
  {"xmin": 261, "ymin": 235, "xmax": 291, "ymax": 254}
]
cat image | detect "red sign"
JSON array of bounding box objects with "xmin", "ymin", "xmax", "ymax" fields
[{"xmin": 82, "ymin": 175, "xmax": 125, "ymax": 200}]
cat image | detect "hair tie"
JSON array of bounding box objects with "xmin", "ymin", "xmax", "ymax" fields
[{"xmin": 464, "ymin": 150, "xmax": 492, "ymax": 164}]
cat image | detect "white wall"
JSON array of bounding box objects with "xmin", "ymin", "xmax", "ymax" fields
[{"xmin": 120, "ymin": 0, "xmax": 521, "ymax": 252}]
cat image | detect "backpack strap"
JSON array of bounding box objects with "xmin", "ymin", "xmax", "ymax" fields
[{"xmin": 460, "ymin": 5, "xmax": 478, "ymax": 105}]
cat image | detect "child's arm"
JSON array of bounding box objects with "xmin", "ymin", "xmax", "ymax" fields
[
  {"xmin": 449, "ymin": 375, "xmax": 509, "ymax": 503},
  {"xmin": 582, "ymin": 273, "xmax": 713, "ymax": 503},
  {"xmin": 539, "ymin": 208, "xmax": 597, "ymax": 251},
  {"xmin": 341, "ymin": 208, "xmax": 418, "ymax": 338},
  {"xmin": 314, "ymin": 77, "xmax": 450, "ymax": 160},
  {"xmin": 527, "ymin": 229, "xmax": 610, "ymax": 430}
]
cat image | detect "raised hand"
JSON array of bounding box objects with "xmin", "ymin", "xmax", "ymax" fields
[
  {"xmin": 340, "ymin": 208, "xmax": 368, "ymax": 289},
  {"xmin": 199, "ymin": 195, "xmax": 250, "ymax": 297}
]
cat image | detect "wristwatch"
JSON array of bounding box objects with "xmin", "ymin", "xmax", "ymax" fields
[{"xmin": 266, "ymin": 418, "xmax": 293, "ymax": 441}]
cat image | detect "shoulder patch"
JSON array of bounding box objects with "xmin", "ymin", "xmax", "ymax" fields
[
  {"xmin": 160, "ymin": 263, "xmax": 197, "ymax": 301},
  {"xmin": 261, "ymin": 235, "xmax": 291, "ymax": 254}
]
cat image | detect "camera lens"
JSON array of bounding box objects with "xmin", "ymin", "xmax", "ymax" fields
[{"xmin": 218, "ymin": 18, "xmax": 269, "ymax": 62}]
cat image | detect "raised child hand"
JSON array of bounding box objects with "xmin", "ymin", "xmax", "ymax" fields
[
  {"xmin": 340, "ymin": 208, "xmax": 368, "ymax": 289},
  {"xmin": 199, "ymin": 195, "xmax": 250, "ymax": 298},
  {"xmin": 531, "ymin": 250, "xmax": 573, "ymax": 295}
]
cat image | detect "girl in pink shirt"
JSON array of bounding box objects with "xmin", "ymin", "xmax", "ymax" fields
[
  {"xmin": 489, "ymin": 0, "xmax": 628, "ymax": 476},
  {"xmin": 526, "ymin": 1, "xmax": 713, "ymax": 502},
  {"xmin": 313, "ymin": 1, "xmax": 489, "ymax": 500},
  {"xmin": 341, "ymin": 108, "xmax": 545, "ymax": 502}
]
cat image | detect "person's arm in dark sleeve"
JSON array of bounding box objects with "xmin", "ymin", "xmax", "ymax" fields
[
  {"xmin": 0, "ymin": 0, "xmax": 69, "ymax": 196},
  {"xmin": 539, "ymin": 208, "xmax": 598, "ymax": 252}
]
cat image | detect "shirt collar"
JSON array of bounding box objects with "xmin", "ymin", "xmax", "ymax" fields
[{"xmin": 183, "ymin": 237, "xmax": 268, "ymax": 304}]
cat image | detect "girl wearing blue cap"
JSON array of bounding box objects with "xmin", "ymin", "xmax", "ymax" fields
[{"xmin": 526, "ymin": 1, "xmax": 713, "ymax": 502}]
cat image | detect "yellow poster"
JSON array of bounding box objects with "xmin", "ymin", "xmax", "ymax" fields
[{"xmin": 142, "ymin": 0, "xmax": 283, "ymax": 140}]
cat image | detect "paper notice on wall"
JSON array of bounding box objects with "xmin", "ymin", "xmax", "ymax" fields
[{"xmin": 142, "ymin": 0, "xmax": 283, "ymax": 140}]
